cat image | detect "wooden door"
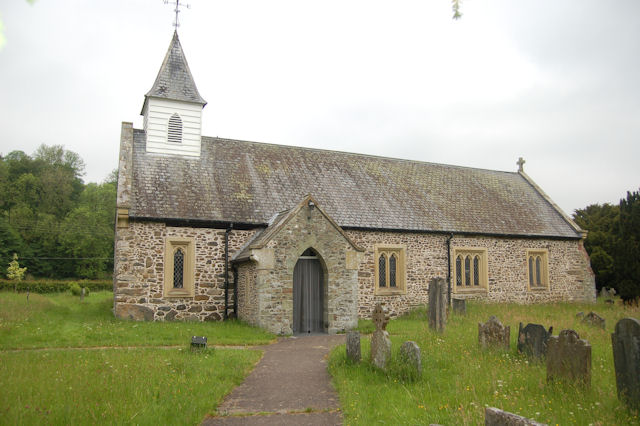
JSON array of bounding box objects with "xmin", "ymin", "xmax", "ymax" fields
[{"xmin": 293, "ymin": 254, "xmax": 324, "ymax": 334}]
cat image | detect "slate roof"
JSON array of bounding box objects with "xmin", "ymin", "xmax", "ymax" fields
[
  {"xmin": 129, "ymin": 130, "xmax": 582, "ymax": 239},
  {"xmin": 143, "ymin": 31, "xmax": 206, "ymax": 107}
]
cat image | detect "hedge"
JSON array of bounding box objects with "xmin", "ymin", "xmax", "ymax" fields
[{"xmin": 0, "ymin": 280, "xmax": 112, "ymax": 294}]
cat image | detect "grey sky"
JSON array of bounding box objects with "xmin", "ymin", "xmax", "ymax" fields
[{"xmin": 1, "ymin": 0, "xmax": 638, "ymax": 215}]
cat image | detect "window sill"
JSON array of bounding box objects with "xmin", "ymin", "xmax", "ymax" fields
[
  {"xmin": 164, "ymin": 290, "xmax": 194, "ymax": 298},
  {"xmin": 375, "ymin": 288, "xmax": 406, "ymax": 296},
  {"xmin": 528, "ymin": 286, "xmax": 549, "ymax": 292},
  {"xmin": 453, "ymin": 287, "xmax": 487, "ymax": 294}
]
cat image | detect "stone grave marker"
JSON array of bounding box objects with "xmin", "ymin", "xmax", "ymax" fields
[
  {"xmin": 346, "ymin": 331, "xmax": 361, "ymax": 363},
  {"xmin": 428, "ymin": 277, "xmax": 447, "ymax": 333},
  {"xmin": 600, "ymin": 287, "xmax": 611, "ymax": 299},
  {"xmin": 518, "ymin": 323, "xmax": 552, "ymax": 360},
  {"xmin": 479, "ymin": 316, "xmax": 510, "ymax": 350},
  {"xmin": 582, "ymin": 311, "xmax": 606, "ymax": 329},
  {"xmin": 611, "ymin": 317, "xmax": 640, "ymax": 410},
  {"xmin": 370, "ymin": 303, "xmax": 391, "ymax": 370},
  {"xmin": 399, "ymin": 341, "xmax": 422, "ymax": 378},
  {"xmin": 452, "ymin": 298, "xmax": 467, "ymax": 315},
  {"xmin": 485, "ymin": 407, "xmax": 547, "ymax": 426},
  {"xmin": 547, "ymin": 329, "xmax": 591, "ymax": 387}
]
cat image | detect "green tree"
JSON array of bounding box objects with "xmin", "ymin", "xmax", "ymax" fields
[
  {"xmin": 573, "ymin": 203, "xmax": 619, "ymax": 291},
  {"xmin": 0, "ymin": 217, "xmax": 24, "ymax": 279},
  {"xmin": 615, "ymin": 190, "xmax": 640, "ymax": 302},
  {"xmin": 7, "ymin": 253, "xmax": 27, "ymax": 287}
]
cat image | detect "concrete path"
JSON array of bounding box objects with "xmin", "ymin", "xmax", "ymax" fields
[{"xmin": 203, "ymin": 334, "xmax": 345, "ymax": 426}]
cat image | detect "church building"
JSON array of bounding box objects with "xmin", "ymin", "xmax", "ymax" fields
[{"xmin": 113, "ymin": 32, "xmax": 595, "ymax": 335}]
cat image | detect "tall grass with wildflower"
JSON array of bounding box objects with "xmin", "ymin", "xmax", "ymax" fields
[{"xmin": 329, "ymin": 300, "xmax": 640, "ymax": 425}]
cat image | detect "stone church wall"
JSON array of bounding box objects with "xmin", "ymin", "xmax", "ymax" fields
[
  {"xmin": 113, "ymin": 221, "xmax": 255, "ymax": 321},
  {"xmin": 236, "ymin": 262, "xmax": 258, "ymax": 326},
  {"xmin": 346, "ymin": 230, "xmax": 595, "ymax": 319}
]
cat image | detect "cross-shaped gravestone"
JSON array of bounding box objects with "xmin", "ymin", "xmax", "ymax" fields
[
  {"xmin": 372, "ymin": 303, "xmax": 390, "ymax": 331},
  {"xmin": 517, "ymin": 157, "xmax": 526, "ymax": 172}
]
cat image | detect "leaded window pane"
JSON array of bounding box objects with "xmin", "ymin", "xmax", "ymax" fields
[
  {"xmin": 464, "ymin": 256, "xmax": 471, "ymax": 286},
  {"xmin": 473, "ymin": 256, "xmax": 480, "ymax": 286},
  {"xmin": 378, "ymin": 254, "xmax": 386, "ymax": 287},
  {"xmin": 389, "ymin": 254, "xmax": 397, "ymax": 287},
  {"xmin": 529, "ymin": 257, "xmax": 534, "ymax": 286},
  {"xmin": 536, "ymin": 256, "xmax": 542, "ymax": 285},
  {"xmin": 173, "ymin": 248, "xmax": 184, "ymax": 289},
  {"xmin": 456, "ymin": 256, "xmax": 462, "ymax": 286}
]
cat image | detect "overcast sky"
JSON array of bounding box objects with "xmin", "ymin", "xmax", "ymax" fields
[{"xmin": 1, "ymin": 0, "xmax": 638, "ymax": 215}]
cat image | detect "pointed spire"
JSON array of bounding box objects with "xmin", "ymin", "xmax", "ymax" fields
[{"xmin": 144, "ymin": 31, "xmax": 206, "ymax": 106}]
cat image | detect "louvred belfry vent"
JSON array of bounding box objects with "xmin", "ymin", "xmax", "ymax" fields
[{"xmin": 168, "ymin": 113, "xmax": 183, "ymax": 143}]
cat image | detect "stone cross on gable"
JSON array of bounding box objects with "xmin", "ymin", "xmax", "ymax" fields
[
  {"xmin": 164, "ymin": 0, "xmax": 190, "ymax": 29},
  {"xmin": 517, "ymin": 157, "xmax": 526, "ymax": 173},
  {"xmin": 372, "ymin": 303, "xmax": 389, "ymax": 331}
]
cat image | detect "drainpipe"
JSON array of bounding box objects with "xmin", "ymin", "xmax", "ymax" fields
[
  {"xmin": 446, "ymin": 233, "xmax": 454, "ymax": 305},
  {"xmin": 224, "ymin": 226, "xmax": 232, "ymax": 320}
]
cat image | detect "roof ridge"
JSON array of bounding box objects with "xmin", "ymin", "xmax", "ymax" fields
[{"xmin": 202, "ymin": 135, "xmax": 518, "ymax": 175}]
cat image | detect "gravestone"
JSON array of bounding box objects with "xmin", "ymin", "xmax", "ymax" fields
[
  {"xmin": 370, "ymin": 304, "xmax": 391, "ymax": 370},
  {"xmin": 600, "ymin": 287, "xmax": 611, "ymax": 299},
  {"xmin": 582, "ymin": 311, "xmax": 606, "ymax": 329},
  {"xmin": 452, "ymin": 298, "xmax": 467, "ymax": 315},
  {"xmin": 399, "ymin": 341, "xmax": 422, "ymax": 378},
  {"xmin": 346, "ymin": 331, "xmax": 361, "ymax": 363},
  {"xmin": 547, "ymin": 329, "xmax": 591, "ymax": 386},
  {"xmin": 428, "ymin": 277, "xmax": 447, "ymax": 333},
  {"xmin": 485, "ymin": 407, "xmax": 547, "ymax": 426},
  {"xmin": 611, "ymin": 317, "xmax": 640, "ymax": 410},
  {"xmin": 479, "ymin": 316, "xmax": 510, "ymax": 350},
  {"xmin": 518, "ymin": 323, "xmax": 552, "ymax": 360}
]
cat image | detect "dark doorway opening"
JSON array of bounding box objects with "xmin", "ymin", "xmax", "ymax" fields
[{"xmin": 293, "ymin": 248, "xmax": 325, "ymax": 334}]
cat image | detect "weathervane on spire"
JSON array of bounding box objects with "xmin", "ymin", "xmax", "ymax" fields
[{"xmin": 164, "ymin": 0, "xmax": 190, "ymax": 29}]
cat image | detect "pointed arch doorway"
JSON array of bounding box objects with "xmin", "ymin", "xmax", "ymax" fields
[{"xmin": 293, "ymin": 248, "xmax": 325, "ymax": 334}]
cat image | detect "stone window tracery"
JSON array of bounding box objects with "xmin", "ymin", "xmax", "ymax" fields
[
  {"xmin": 374, "ymin": 245, "xmax": 406, "ymax": 295},
  {"xmin": 453, "ymin": 247, "xmax": 488, "ymax": 293},
  {"xmin": 526, "ymin": 249, "xmax": 549, "ymax": 290}
]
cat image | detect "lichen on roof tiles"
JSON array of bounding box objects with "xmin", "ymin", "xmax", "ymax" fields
[{"xmin": 130, "ymin": 130, "xmax": 581, "ymax": 239}]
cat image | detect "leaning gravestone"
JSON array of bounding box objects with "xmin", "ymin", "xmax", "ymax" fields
[
  {"xmin": 370, "ymin": 304, "xmax": 391, "ymax": 370},
  {"xmin": 428, "ymin": 277, "xmax": 447, "ymax": 333},
  {"xmin": 611, "ymin": 317, "xmax": 640, "ymax": 410},
  {"xmin": 346, "ymin": 331, "xmax": 361, "ymax": 363},
  {"xmin": 479, "ymin": 316, "xmax": 510, "ymax": 350},
  {"xmin": 582, "ymin": 311, "xmax": 606, "ymax": 329},
  {"xmin": 452, "ymin": 298, "xmax": 467, "ymax": 315},
  {"xmin": 547, "ymin": 329, "xmax": 591, "ymax": 387},
  {"xmin": 399, "ymin": 341, "xmax": 422, "ymax": 378},
  {"xmin": 485, "ymin": 407, "xmax": 547, "ymax": 426},
  {"xmin": 518, "ymin": 323, "xmax": 552, "ymax": 360}
]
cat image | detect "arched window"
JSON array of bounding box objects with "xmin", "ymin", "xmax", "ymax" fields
[
  {"xmin": 453, "ymin": 248, "xmax": 487, "ymax": 291},
  {"xmin": 167, "ymin": 113, "xmax": 183, "ymax": 143},
  {"xmin": 473, "ymin": 255, "xmax": 480, "ymax": 286},
  {"xmin": 389, "ymin": 254, "xmax": 397, "ymax": 287},
  {"xmin": 378, "ymin": 254, "xmax": 387, "ymax": 287},
  {"xmin": 374, "ymin": 245, "xmax": 406, "ymax": 294},
  {"xmin": 526, "ymin": 249, "xmax": 549, "ymax": 290},
  {"xmin": 464, "ymin": 255, "xmax": 471, "ymax": 286},
  {"xmin": 173, "ymin": 248, "xmax": 184, "ymax": 289}
]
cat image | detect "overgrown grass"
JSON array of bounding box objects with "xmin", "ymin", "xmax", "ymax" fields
[
  {"xmin": 330, "ymin": 300, "xmax": 640, "ymax": 425},
  {"xmin": 0, "ymin": 291, "xmax": 275, "ymax": 424},
  {"xmin": 0, "ymin": 291, "xmax": 275, "ymax": 349},
  {"xmin": 0, "ymin": 347, "xmax": 261, "ymax": 424}
]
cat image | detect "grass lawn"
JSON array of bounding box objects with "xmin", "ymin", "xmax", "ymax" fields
[
  {"xmin": 329, "ymin": 299, "xmax": 640, "ymax": 425},
  {"xmin": 0, "ymin": 291, "xmax": 275, "ymax": 349},
  {"xmin": 0, "ymin": 290, "xmax": 275, "ymax": 424}
]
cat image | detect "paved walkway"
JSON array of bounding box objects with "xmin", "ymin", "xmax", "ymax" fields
[{"xmin": 203, "ymin": 334, "xmax": 345, "ymax": 426}]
